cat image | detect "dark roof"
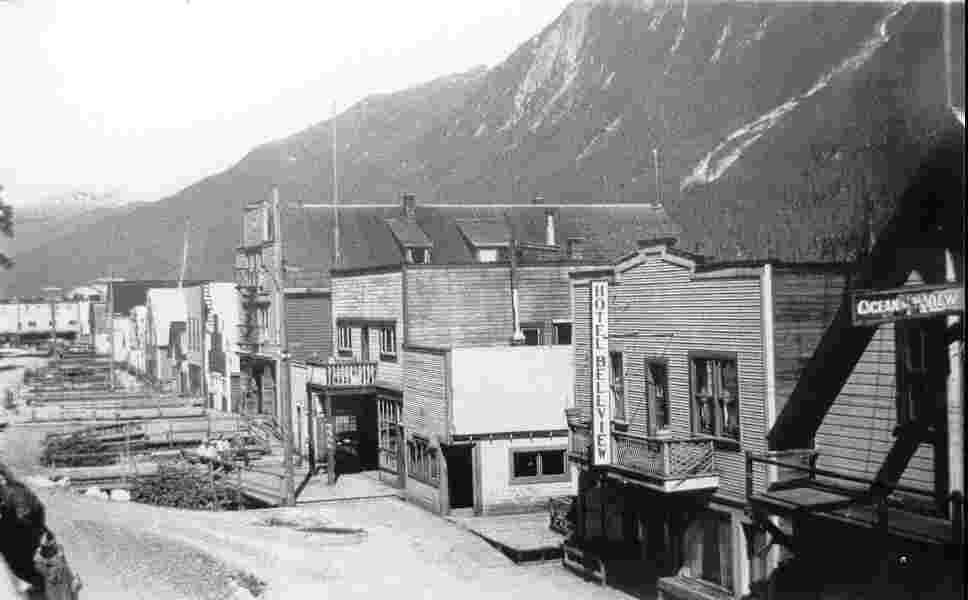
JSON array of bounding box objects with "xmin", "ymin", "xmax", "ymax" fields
[
  {"xmin": 110, "ymin": 280, "xmax": 207, "ymax": 315},
  {"xmin": 331, "ymin": 203, "xmax": 682, "ymax": 271},
  {"xmin": 385, "ymin": 218, "xmax": 433, "ymax": 248},
  {"xmin": 456, "ymin": 219, "xmax": 511, "ymax": 247}
]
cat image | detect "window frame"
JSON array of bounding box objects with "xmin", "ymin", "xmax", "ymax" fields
[
  {"xmin": 379, "ymin": 325, "xmax": 398, "ymax": 362},
  {"xmin": 407, "ymin": 436, "xmax": 440, "ymax": 486},
  {"xmin": 552, "ymin": 322, "xmax": 572, "ymax": 346},
  {"xmin": 610, "ymin": 351, "xmax": 627, "ymax": 423},
  {"xmin": 645, "ymin": 357, "xmax": 670, "ymax": 435},
  {"xmin": 406, "ymin": 247, "xmax": 431, "ymax": 264},
  {"xmin": 336, "ymin": 324, "xmax": 353, "ymax": 357},
  {"xmin": 895, "ymin": 319, "xmax": 947, "ymax": 429},
  {"xmin": 689, "ymin": 352, "xmax": 741, "ymax": 448},
  {"xmin": 508, "ymin": 446, "xmax": 570, "ymax": 485},
  {"xmin": 520, "ymin": 323, "xmax": 543, "ymax": 346}
]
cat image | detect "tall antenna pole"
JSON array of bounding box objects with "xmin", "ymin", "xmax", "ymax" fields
[
  {"xmin": 271, "ymin": 187, "xmax": 296, "ymax": 505},
  {"xmin": 653, "ymin": 147, "xmax": 663, "ymax": 206},
  {"xmin": 178, "ymin": 219, "xmax": 191, "ymax": 288},
  {"xmin": 331, "ymin": 102, "xmax": 341, "ymax": 268}
]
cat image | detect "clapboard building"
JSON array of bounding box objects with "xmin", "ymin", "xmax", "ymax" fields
[
  {"xmin": 566, "ymin": 240, "xmax": 851, "ymax": 599},
  {"xmin": 309, "ymin": 192, "xmax": 681, "ymax": 515}
]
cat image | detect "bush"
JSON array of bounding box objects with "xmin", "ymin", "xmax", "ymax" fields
[
  {"xmin": 130, "ymin": 462, "xmax": 240, "ymax": 510},
  {"xmin": 42, "ymin": 434, "xmax": 116, "ymax": 467}
]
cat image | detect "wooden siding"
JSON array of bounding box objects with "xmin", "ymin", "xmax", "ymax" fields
[
  {"xmin": 574, "ymin": 256, "xmax": 767, "ymax": 501},
  {"xmin": 403, "ymin": 348, "xmax": 449, "ymax": 440},
  {"xmin": 772, "ymin": 270, "xmax": 847, "ymax": 424},
  {"xmin": 814, "ymin": 324, "xmax": 936, "ymax": 493},
  {"xmin": 332, "ymin": 271, "xmax": 403, "ymax": 388},
  {"xmin": 406, "ymin": 265, "xmax": 573, "ymax": 348},
  {"xmin": 573, "ymin": 282, "xmax": 593, "ymax": 419},
  {"xmin": 285, "ymin": 294, "xmax": 331, "ymax": 363}
]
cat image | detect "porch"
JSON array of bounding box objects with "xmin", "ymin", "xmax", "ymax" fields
[{"xmin": 568, "ymin": 422, "xmax": 719, "ymax": 493}]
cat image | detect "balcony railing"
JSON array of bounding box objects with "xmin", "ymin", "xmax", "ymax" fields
[
  {"xmin": 613, "ymin": 432, "xmax": 716, "ymax": 481},
  {"xmin": 236, "ymin": 325, "xmax": 271, "ymax": 355},
  {"xmin": 567, "ymin": 423, "xmax": 718, "ymax": 492},
  {"xmin": 309, "ymin": 361, "xmax": 378, "ymax": 387}
]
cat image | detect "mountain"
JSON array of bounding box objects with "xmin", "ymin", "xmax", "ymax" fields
[{"xmin": 5, "ymin": 0, "xmax": 964, "ymax": 296}]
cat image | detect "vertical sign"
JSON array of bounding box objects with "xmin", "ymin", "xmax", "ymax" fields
[{"xmin": 591, "ymin": 280, "xmax": 612, "ymax": 465}]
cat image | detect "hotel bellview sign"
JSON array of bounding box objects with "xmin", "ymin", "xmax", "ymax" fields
[
  {"xmin": 851, "ymin": 284, "xmax": 964, "ymax": 327},
  {"xmin": 591, "ymin": 280, "xmax": 611, "ymax": 465}
]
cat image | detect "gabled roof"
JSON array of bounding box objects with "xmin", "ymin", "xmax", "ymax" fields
[
  {"xmin": 111, "ymin": 280, "xmax": 207, "ymax": 315},
  {"xmin": 456, "ymin": 219, "xmax": 511, "ymax": 247},
  {"xmin": 385, "ymin": 218, "xmax": 433, "ymax": 248},
  {"xmin": 330, "ymin": 203, "xmax": 682, "ymax": 272}
]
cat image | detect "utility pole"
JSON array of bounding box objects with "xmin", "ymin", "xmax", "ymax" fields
[
  {"xmin": 107, "ymin": 275, "xmax": 116, "ymax": 391},
  {"xmin": 178, "ymin": 219, "xmax": 190, "ymax": 289},
  {"xmin": 270, "ymin": 187, "xmax": 296, "ymax": 506}
]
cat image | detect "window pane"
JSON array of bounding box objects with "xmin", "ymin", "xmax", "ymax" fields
[
  {"xmin": 719, "ymin": 360, "xmax": 739, "ymax": 440},
  {"xmin": 539, "ymin": 450, "xmax": 565, "ymax": 475},
  {"xmin": 553, "ymin": 323, "xmax": 572, "ymax": 345},
  {"xmin": 650, "ymin": 363, "xmax": 670, "ymax": 429},
  {"xmin": 523, "ymin": 328, "xmax": 540, "ymax": 346},
  {"xmin": 513, "ymin": 452, "xmax": 539, "ymax": 478}
]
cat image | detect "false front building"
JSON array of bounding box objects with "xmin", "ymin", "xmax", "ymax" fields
[
  {"xmin": 308, "ymin": 193, "xmax": 681, "ymax": 515},
  {"xmin": 567, "ymin": 240, "xmax": 851, "ymax": 599}
]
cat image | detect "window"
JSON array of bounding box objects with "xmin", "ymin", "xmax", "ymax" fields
[
  {"xmin": 897, "ymin": 320, "xmax": 946, "ymax": 427},
  {"xmin": 646, "ymin": 360, "xmax": 670, "ymax": 433},
  {"xmin": 681, "ymin": 510, "xmax": 734, "ymax": 591},
  {"xmin": 553, "ymin": 322, "xmax": 572, "ymax": 345},
  {"xmin": 610, "ymin": 351, "xmax": 626, "ymax": 422},
  {"xmin": 407, "ymin": 437, "xmax": 440, "ymax": 485},
  {"xmin": 379, "ymin": 325, "xmax": 397, "ymax": 360},
  {"xmin": 521, "ymin": 325, "xmax": 542, "ymax": 346},
  {"xmin": 407, "ymin": 247, "xmax": 431, "ymax": 264},
  {"xmin": 477, "ymin": 248, "xmax": 507, "ymax": 262},
  {"xmin": 691, "ymin": 355, "xmax": 740, "ymax": 444},
  {"xmin": 510, "ymin": 448, "xmax": 569, "ymax": 484},
  {"xmin": 27, "ymin": 320, "xmax": 37, "ymax": 327},
  {"xmin": 337, "ymin": 325, "xmax": 352, "ymax": 356}
]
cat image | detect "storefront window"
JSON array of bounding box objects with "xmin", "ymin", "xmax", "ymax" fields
[{"xmin": 681, "ymin": 510, "xmax": 733, "ymax": 591}]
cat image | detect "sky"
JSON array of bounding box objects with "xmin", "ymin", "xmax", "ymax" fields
[{"xmin": 0, "ymin": 0, "xmax": 570, "ymax": 208}]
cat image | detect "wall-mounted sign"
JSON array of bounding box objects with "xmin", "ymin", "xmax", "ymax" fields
[
  {"xmin": 591, "ymin": 280, "xmax": 611, "ymax": 465},
  {"xmin": 851, "ymin": 284, "xmax": 964, "ymax": 327}
]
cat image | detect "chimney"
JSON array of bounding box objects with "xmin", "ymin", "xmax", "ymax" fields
[
  {"xmin": 401, "ymin": 192, "xmax": 417, "ymax": 219},
  {"xmin": 544, "ymin": 209, "xmax": 557, "ymax": 247},
  {"xmin": 567, "ymin": 237, "xmax": 585, "ymax": 260}
]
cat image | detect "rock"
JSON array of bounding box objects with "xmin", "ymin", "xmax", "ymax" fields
[{"xmin": 109, "ymin": 489, "xmax": 131, "ymax": 502}]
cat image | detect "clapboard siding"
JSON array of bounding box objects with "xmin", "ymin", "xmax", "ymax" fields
[
  {"xmin": 404, "ymin": 349, "xmax": 449, "ymax": 439},
  {"xmin": 771, "ymin": 270, "xmax": 847, "ymax": 425},
  {"xmin": 572, "ymin": 254, "xmax": 767, "ymax": 502},
  {"xmin": 406, "ymin": 265, "xmax": 572, "ymax": 348},
  {"xmin": 574, "ymin": 283, "xmax": 592, "ymax": 419},
  {"xmin": 285, "ymin": 294, "xmax": 331, "ymax": 363},
  {"xmin": 814, "ymin": 324, "xmax": 936, "ymax": 494},
  {"xmin": 332, "ymin": 271, "xmax": 403, "ymax": 389}
]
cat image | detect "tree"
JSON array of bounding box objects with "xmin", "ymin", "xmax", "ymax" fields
[{"xmin": 0, "ymin": 184, "xmax": 13, "ymax": 269}]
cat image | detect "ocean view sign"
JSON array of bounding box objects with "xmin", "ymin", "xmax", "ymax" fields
[
  {"xmin": 851, "ymin": 284, "xmax": 964, "ymax": 326},
  {"xmin": 591, "ymin": 280, "xmax": 611, "ymax": 465}
]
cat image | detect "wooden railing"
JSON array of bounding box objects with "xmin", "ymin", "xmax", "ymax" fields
[
  {"xmin": 568, "ymin": 425, "xmax": 592, "ymax": 461},
  {"xmin": 612, "ymin": 432, "xmax": 716, "ymax": 479},
  {"xmin": 309, "ymin": 361, "xmax": 378, "ymax": 387}
]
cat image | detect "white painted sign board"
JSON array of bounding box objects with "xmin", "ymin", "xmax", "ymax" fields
[{"xmin": 591, "ymin": 280, "xmax": 611, "ymax": 465}]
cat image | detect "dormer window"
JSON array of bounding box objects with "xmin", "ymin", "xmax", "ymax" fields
[
  {"xmin": 407, "ymin": 247, "xmax": 431, "ymax": 264},
  {"xmin": 478, "ymin": 248, "xmax": 500, "ymax": 263}
]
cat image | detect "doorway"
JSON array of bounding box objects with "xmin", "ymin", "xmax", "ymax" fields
[{"xmin": 444, "ymin": 445, "xmax": 474, "ymax": 510}]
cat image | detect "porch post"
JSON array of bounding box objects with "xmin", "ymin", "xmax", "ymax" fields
[
  {"xmin": 325, "ymin": 390, "xmax": 336, "ymax": 485},
  {"xmin": 944, "ymin": 250, "xmax": 963, "ymax": 507},
  {"xmin": 437, "ymin": 435, "xmax": 450, "ymax": 515}
]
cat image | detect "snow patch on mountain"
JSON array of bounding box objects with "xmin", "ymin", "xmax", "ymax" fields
[
  {"xmin": 576, "ymin": 115, "xmax": 624, "ymax": 162},
  {"xmin": 682, "ymin": 3, "xmax": 907, "ymax": 190},
  {"xmin": 508, "ymin": 1, "xmax": 594, "ymax": 131},
  {"xmin": 710, "ymin": 18, "xmax": 732, "ymax": 64},
  {"xmin": 665, "ymin": 0, "xmax": 688, "ymax": 75}
]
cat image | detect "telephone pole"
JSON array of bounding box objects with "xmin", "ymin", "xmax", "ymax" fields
[{"xmin": 270, "ymin": 187, "xmax": 296, "ymax": 506}]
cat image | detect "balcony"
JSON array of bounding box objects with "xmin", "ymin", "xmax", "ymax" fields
[
  {"xmin": 567, "ymin": 422, "xmax": 719, "ymax": 493},
  {"xmin": 308, "ymin": 360, "xmax": 378, "ymax": 388},
  {"xmin": 236, "ymin": 325, "xmax": 271, "ymax": 355},
  {"xmin": 235, "ymin": 268, "xmax": 272, "ymax": 302}
]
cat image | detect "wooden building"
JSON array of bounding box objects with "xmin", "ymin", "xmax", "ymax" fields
[
  {"xmin": 746, "ymin": 127, "xmax": 964, "ymax": 599},
  {"xmin": 234, "ymin": 194, "xmax": 332, "ymax": 427},
  {"xmin": 310, "ymin": 193, "xmax": 681, "ymax": 515},
  {"xmin": 567, "ymin": 240, "xmax": 851, "ymax": 599}
]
